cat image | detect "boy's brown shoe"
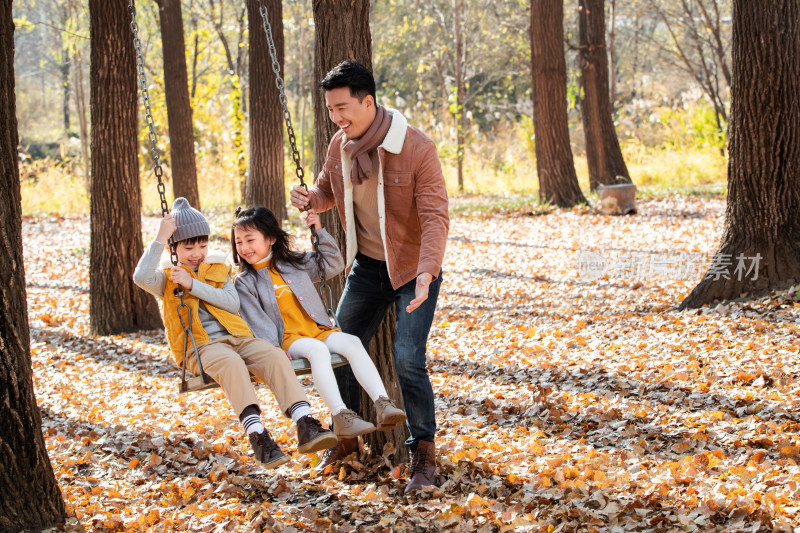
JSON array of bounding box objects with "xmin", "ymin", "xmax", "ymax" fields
[
  {"xmin": 296, "ymin": 415, "xmax": 338, "ymax": 454},
  {"xmin": 249, "ymin": 430, "xmax": 290, "ymax": 469},
  {"xmin": 374, "ymin": 396, "xmax": 407, "ymax": 431}
]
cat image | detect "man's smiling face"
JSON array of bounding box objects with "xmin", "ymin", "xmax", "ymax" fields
[{"xmin": 325, "ymin": 86, "xmax": 377, "ymax": 140}]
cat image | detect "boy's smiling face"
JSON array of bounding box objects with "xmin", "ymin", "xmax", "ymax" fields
[{"xmin": 170, "ymin": 239, "xmax": 209, "ymax": 270}]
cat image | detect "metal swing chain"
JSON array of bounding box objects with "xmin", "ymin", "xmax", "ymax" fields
[
  {"xmin": 127, "ymin": 0, "xmax": 178, "ymax": 267},
  {"xmin": 128, "ymin": 1, "xmax": 207, "ymax": 383},
  {"xmin": 258, "ymin": 2, "xmax": 340, "ymax": 328}
]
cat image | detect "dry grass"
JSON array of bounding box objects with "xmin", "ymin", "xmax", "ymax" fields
[{"xmin": 19, "ymin": 122, "xmax": 728, "ymax": 218}]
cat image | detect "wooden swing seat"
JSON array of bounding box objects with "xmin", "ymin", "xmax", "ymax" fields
[{"xmin": 180, "ymin": 353, "xmax": 348, "ymax": 393}]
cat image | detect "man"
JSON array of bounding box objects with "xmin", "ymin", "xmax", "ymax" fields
[{"xmin": 290, "ymin": 60, "xmax": 449, "ymax": 494}]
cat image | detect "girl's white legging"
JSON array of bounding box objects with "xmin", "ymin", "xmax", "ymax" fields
[{"xmin": 288, "ymin": 331, "xmax": 387, "ymax": 416}]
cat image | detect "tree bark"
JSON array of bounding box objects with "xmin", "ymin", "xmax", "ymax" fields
[
  {"xmin": 61, "ymin": 49, "xmax": 70, "ymax": 135},
  {"xmin": 156, "ymin": 0, "xmax": 200, "ymax": 209},
  {"xmin": 453, "ymin": 0, "xmax": 465, "ymax": 193},
  {"xmin": 90, "ymin": 0, "xmax": 162, "ymax": 334},
  {"xmin": 207, "ymin": 0, "xmax": 248, "ymax": 199},
  {"xmin": 312, "ymin": 0, "xmax": 409, "ymax": 460},
  {"xmin": 530, "ymin": 0, "xmax": 587, "ymax": 207},
  {"xmin": 312, "ymin": 0, "xmax": 372, "ymax": 299},
  {"xmin": 358, "ymin": 311, "xmax": 409, "ymax": 462},
  {"xmin": 73, "ymin": 45, "xmax": 90, "ymax": 187},
  {"xmin": 0, "ymin": 1, "xmax": 67, "ymax": 527},
  {"xmin": 578, "ymin": 0, "xmax": 630, "ymax": 190},
  {"xmin": 679, "ymin": 0, "xmax": 800, "ymax": 309},
  {"xmin": 246, "ymin": 0, "xmax": 285, "ymax": 220},
  {"xmin": 607, "ymin": 0, "xmax": 616, "ymax": 113}
]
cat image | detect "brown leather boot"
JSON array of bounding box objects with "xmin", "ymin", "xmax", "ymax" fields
[
  {"xmin": 317, "ymin": 437, "xmax": 359, "ymax": 472},
  {"xmin": 404, "ymin": 440, "xmax": 437, "ymax": 494}
]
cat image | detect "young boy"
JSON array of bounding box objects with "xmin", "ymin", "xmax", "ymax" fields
[{"xmin": 133, "ymin": 197, "xmax": 338, "ymax": 469}]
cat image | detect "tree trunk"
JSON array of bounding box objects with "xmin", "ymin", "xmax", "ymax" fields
[
  {"xmin": 209, "ymin": 0, "xmax": 248, "ymax": 201},
  {"xmin": 189, "ymin": 0, "xmax": 199, "ymax": 99},
  {"xmin": 61, "ymin": 49, "xmax": 70, "ymax": 135},
  {"xmin": 73, "ymin": 46, "xmax": 90, "ymax": 187},
  {"xmin": 453, "ymin": 0, "xmax": 465, "ymax": 194},
  {"xmin": 0, "ymin": 1, "xmax": 67, "ymax": 527},
  {"xmin": 607, "ymin": 0, "xmax": 616, "ymax": 114},
  {"xmin": 90, "ymin": 0, "xmax": 162, "ymax": 334},
  {"xmin": 358, "ymin": 311, "xmax": 409, "ymax": 462},
  {"xmin": 578, "ymin": 0, "xmax": 630, "ymax": 191},
  {"xmin": 679, "ymin": 0, "xmax": 800, "ymax": 309},
  {"xmin": 246, "ymin": 0, "xmax": 285, "ymax": 220},
  {"xmin": 312, "ymin": 0, "xmax": 408, "ymax": 460},
  {"xmin": 530, "ymin": 0, "xmax": 587, "ymax": 207},
  {"xmin": 312, "ymin": 0, "xmax": 372, "ymax": 299},
  {"xmin": 156, "ymin": 0, "xmax": 200, "ymax": 209}
]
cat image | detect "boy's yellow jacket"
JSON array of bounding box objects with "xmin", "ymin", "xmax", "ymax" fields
[{"xmin": 162, "ymin": 261, "xmax": 252, "ymax": 366}]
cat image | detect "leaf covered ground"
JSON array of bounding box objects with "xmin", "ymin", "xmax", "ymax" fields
[{"xmin": 24, "ymin": 197, "xmax": 800, "ymax": 532}]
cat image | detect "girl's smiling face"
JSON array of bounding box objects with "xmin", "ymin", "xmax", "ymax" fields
[{"xmin": 234, "ymin": 225, "xmax": 275, "ymax": 265}]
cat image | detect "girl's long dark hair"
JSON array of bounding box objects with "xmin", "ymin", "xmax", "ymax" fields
[{"xmin": 232, "ymin": 206, "xmax": 307, "ymax": 273}]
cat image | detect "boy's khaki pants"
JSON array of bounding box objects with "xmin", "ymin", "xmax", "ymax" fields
[{"xmin": 185, "ymin": 335, "xmax": 307, "ymax": 417}]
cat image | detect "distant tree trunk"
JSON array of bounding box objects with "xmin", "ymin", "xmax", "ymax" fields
[
  {"xmin": 156, "ymin": 0, "xmax": 200, "ymax": 208},
  {"xmin": 530, "ymin": 0, "xmax": 587, "ymax": 207},
  {"xmin": 73, "ymin": 46, "xmax": 90, "ymax": 186},
  {"xmin": 0, "ymin": 1, "xmax": 66, "ymax": 527},
  {"xmin": 90, "ymin": 0, "xmax": 161, "ymax": 334},
  {"xmin": 647, "ymin": 0, "xmax": 730, "ymax": 140},
  {"xmin": 313, "ymin": 0, "xmax": 408, "ymax": 461},
  {"xmin": 246, "ymin": 0, "xmax": 285, "ymax": 219},
  {"xmin": 578, "ymin": 0, "xmax": 630, "ymax": 190},
  {"xmin": 679, "ymin": 0, "xmax": 800, "ymax": 309},
  {"xmin": 607, "ymin": 0, "xmax": 616, "ymax": 112},
  {"xmin": 207, "ymin": 0, "xmax": 248, "ymax": 201},
  {"xmin": 453, "ymin": 0, "xmax": 465, "ymax": 193},
  {"xmin": 298, "ymin": 4, "xmax": 311, "ymax": 169},
  {"xmin": 189, "ymin": 0, "xmax": 199, "ymax": 98},
  {"xmin": 61, "ymin": 49, "xmax": 70, "ymax": 134}
]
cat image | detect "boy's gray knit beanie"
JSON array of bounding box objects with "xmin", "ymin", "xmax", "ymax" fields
[{"xmin": 170, "ymin": 197, "xmax": 210, "ymax": 244}]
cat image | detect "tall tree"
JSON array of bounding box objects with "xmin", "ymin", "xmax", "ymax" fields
[
  {"xmin": 0, "ymin": 0, "xmax": 66, "ymax": 527},
  {"xmin": 379, "ymin": 0, "xmax": 520, "ymax": 194},
  {"xmin": 420, "ymin": 0, "xmax": 470, "ymax": 193},
  {"xmin": 245, "ymin": 0, "xmax": 285, "ymax": 219},
  {"xmin": 679, "ymin": 0, "xmax": 800, "ymax": 309},
  {"xmin": 530, "ymin": 0, "xmax": 587, "ymax": 207},
  {"xmin": 89, "ymin": 0, "xmax": 161, "ymax": 334},
  {"xmin": 607, "ymin": 0, "xmax": 617, "ymax": 111},
  {"xmin": 202, "ymin": 0, "xmax": 248, "ymax": 198},
  {"xmin": 417, "ymin": 0, "xmax": 501, "ymax": 193},
  {"xmin": 577, "ymin": 0, "xmax": 631, "ymax": 190},
  {"xmin": 646, "ymin": 0, "xmax": 731, "ymax": 148},
  {"xmin": 312, "ymin": 0, "xmax": 409, "ymax": 461},
  {"xmin": 156, "ymin": 0, "xmax": 200, "ymax": 208}
]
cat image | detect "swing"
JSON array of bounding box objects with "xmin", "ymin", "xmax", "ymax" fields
[{"xmin": 127, "ymin": 1, "xmax": 346, "ymax": 393}]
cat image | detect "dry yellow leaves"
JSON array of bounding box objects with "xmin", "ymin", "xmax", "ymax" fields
[{"xmin": 23, "ymin": 200, "xmax": 800, "ymax": 531}]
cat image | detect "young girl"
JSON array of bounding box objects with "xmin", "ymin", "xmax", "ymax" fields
[{"xmin": 232, "ymin": 206, "xmax": 406, "ymax": 440}]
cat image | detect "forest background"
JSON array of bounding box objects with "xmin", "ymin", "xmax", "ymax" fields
[
  {"xmin": 12, "ymin": 0, "xmax": 730, "ymax": 214},
  {"xmin": 18, "ymin": 1, "xmax": 800, "ymax": 531}
]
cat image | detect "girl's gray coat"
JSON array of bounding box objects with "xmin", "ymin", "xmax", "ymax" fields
[{"xmin": 234, "ymin": 229, "xmax": 345, "ymax": 347}]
